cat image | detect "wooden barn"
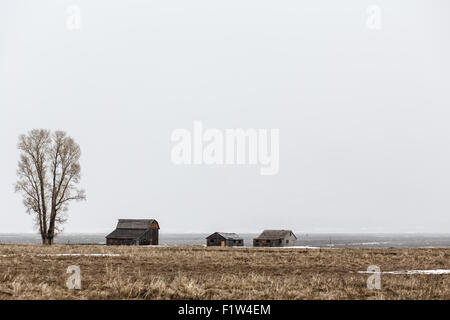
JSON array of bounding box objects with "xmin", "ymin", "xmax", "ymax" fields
[
  {"xmin": 253, "ymin": 230, "xmax": 297, "ymax": 247},
  {"xmin": 206, "ymin": 232, "xmax": 244, "ymax": 247},
  {"xmin": 106, "ymin": 219, "xmax": 160, "ymax": 245}
]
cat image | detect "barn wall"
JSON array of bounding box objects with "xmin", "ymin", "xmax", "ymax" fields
[
  {"xmin": 206, "ymin": 234, "xmax": 225, "ymax": 246},
  {"xmin": 106, "ymin": 238, "xmax": 136, "ymax": 246},
  {"xmin": 253, "ymin": 239, "xmax": 283, "ymax": 247},
  {"xmin": 106, "ymin": 229, "xmax": 159, "ymax": 246},
  {"xmin": 226, "ymin": 239, "xmax": 244, "ymax": 246},
  {"xmin": 253, "ymin": 233, "xmax": 297, "ymax": 247},
  {"xmin": 148, "ymin": 228, "xmax": 159, "ymax": 245},
  {"xmin": 287, "ymin": 234, "xmax": 296, "ymax": 246},
  {"xmin": 206, "ymin": 234, "xmax": 244, "ymax": 247}
]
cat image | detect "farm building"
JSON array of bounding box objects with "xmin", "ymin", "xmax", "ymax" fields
[
  {"xmin": 253, "ymin": 230, "xmax": 297, "ymax": 247},
  {"xmin": 206, "ymin": 232, "xmax": 244, "ymax": 247},
  {"xmin": 106, "ymin": 219, "xmax": 159, "ymax": 245}
]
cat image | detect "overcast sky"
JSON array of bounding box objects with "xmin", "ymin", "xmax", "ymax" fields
[{"xmin": 1, "ymin": 0, "xmax": 450, "ymax": 234}]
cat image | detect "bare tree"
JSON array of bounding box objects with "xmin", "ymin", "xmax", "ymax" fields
[{"xmin": 15, "ymin": 129, "xmax": 86, "ymax": 245}]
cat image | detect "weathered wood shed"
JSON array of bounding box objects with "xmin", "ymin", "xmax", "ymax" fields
[
  {"xmin": 206, "ymin": 232, "xmax": 244, "ymax": 247},
  {"xmin": 253, "ymin": 230, "xmax": 297, "ymax": 247},
  {"xmin": 106, "ymin": 219, "xmax": 159, "ymax": 245}
]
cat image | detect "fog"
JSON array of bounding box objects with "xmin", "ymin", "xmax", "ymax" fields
[{"xmin": 1, "ymin": 0, "xmax": 450, "ymax": 233}]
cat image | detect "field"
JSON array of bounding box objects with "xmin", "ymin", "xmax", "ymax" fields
[{"xmin": 1, "ymin": 245, "xmax": 450, "ymax": 299}]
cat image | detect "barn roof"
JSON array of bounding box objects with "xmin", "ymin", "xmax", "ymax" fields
[
  {"xmin": 206, "ymin": 232, "xmax": 243, "ymax": 240},
  {"xmin": 116, "ymin": 219, "xmax": 159, "ymax": 229},
  {"xmin": 254, "ymin": 230, "xmax": 297, "ymax": 240},
  {"xmin": 218, "ymin": 232, "xmax": 243, "ymax": 240},
  {"xmin": 106, "ymin": 219, "xmax": 159, "ymax": 239},
  {"xmin": 105, "ymin": 228, "xmax": 147, "ymax": 240}
]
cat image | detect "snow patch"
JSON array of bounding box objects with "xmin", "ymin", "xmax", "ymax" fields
[
  {"xmin": 278, "ymin": 246, "xmax": 321, "ymax": 249},
  {"xmin": 35, "ymin": 253, "xmax": 120, "ymax": 257},
  {"xmin": 358, "ymin": 269, "xmax": 450, "ymax": 275},
  {"xmin": 0, "ymin": 253, "xmax": 120, "ymax": 258}
]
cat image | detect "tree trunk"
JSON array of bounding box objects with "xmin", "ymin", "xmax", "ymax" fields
[
  {"xmin": 47, "ymin": 225, "xmax": 55, "ymax": 245},
  {"xmin": 47, "ymin": 209, "xmax": 56, "ymax": 245}
]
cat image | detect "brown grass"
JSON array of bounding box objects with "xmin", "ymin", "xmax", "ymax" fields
[{"xmin": 1, "ymin": 245, "xmax": 450, "ymax": 299}]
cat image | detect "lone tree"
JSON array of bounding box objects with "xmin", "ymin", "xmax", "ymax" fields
[{"xmin": 15, "ymin": 129, "xmax": 86, "ymax": 245}]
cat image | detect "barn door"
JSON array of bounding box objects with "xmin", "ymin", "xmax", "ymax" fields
[{"xmin": 221, "ymin": 241, "xmax": 225, "ymax": 247}]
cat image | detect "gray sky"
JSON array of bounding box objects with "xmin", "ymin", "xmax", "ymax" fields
[{"xmin": 1, "ymin": 0, "xmax": 450, "ymax": 234}]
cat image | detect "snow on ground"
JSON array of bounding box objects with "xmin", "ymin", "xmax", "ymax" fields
[
  {"xmin": 221, "ymin": 246, "xmax": 321, "ymax": 249},
  {"xmin": 35, "ymin": 253, "xmax": 120, "ymax": 257},
  {"xmin": 274, "ymin": 246, "xmax": 321, "ymax": 249},
  {"xmin": 358, "ymin": 269, "xmax": 450, "ymax": 275},
  {"xmin": 0, "ymin": 253, "xmax": 120, "ymax": 258}
]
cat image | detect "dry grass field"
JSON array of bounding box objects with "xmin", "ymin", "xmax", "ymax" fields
[{"xmin": 1, "ymin": 245, "xmax": 450, "ymax": 299}]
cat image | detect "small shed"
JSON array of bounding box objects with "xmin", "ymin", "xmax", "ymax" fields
[
  {"xmin": 206, "ymin": 232, "xmax": 244, "ymax": 247},
  {"xmin": 106, "ymin": 219, "xmax": 160, "ymax": 245},
  {"xmin": 253, "ymin": 230, "xmax": 297, "ymax": 247}
]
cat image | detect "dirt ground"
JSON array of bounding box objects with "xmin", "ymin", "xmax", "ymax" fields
[{"xmin": 1, "ymin": 245, "xmax": 450, "ymax": 299}]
